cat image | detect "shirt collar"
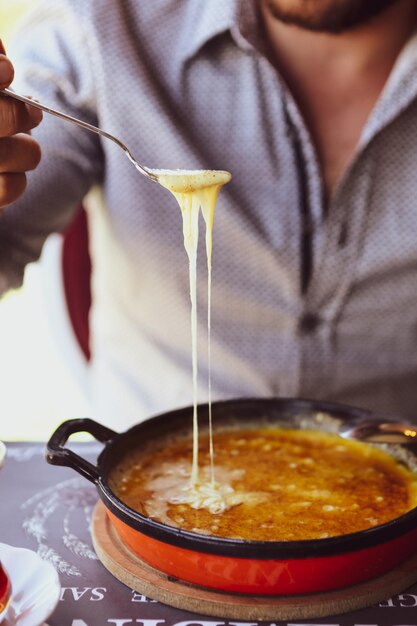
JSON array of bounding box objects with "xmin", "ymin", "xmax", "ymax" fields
[
  {"xmin": 178, "ymin": 2, "xmax": 417, "ymax": 149},
  {"xmin": 360, "ymin": 29, "xmax": 417, "ymax": 146},
  {"xmin": 178, "ymin": 0, "xmax": 259, "ymax": 62}
]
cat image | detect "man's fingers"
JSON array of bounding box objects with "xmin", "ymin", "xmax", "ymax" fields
[
  {"xmin": 0, "ymin": 172, "xmax": 27, "ymax": 209},
  {"xmin": 0, "ymin": 133, "xmax": 42, "ymax": 208},
  {"xmin": 0, "ymin": 134, "xmax": 42, "ymax": 173},
  {"xmin": 0, "ymin": 44, "xmax": 43, "ymax": 134},
  {"xmin": 0, "ymin": 52, "xmax": 14, "ymax": 88},
  {"xmin": 0, "ymin": 43, "xmax": 41, "ymax": 210},
  {"xmin": 0, "ymin": 95, "xmax": 43, "ymax": 137}
]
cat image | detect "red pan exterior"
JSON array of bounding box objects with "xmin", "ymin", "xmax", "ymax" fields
[{"xmin": 108, "ymin": 511, "xmax": 417, "ymax": 594}]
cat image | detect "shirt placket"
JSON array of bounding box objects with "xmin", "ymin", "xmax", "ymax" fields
[
  {"xmin": 300, "ymin": 154, "xmax": 376, "ymax": 397},
  {"xmin": 283, "ymin": 95, "xmax": 375, "ymax": 396}
]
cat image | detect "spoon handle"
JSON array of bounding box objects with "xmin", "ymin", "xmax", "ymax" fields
[{"xmin": 0, "ymin": 87, "xmax": 157, "ymax": 182}]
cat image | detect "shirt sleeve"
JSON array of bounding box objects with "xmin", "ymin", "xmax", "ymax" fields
[{"xmin": 0, "ymin": 0, "xmax": 104, "ymax": 293}]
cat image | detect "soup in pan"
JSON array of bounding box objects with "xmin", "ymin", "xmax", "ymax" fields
[{"xmin": 110, "ymin": 426, "xmax": 417, "ymax": 541}]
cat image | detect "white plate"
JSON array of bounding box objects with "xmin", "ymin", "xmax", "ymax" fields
[{"xmin": 0, "ymin": 543, "xmax": 60, "ymax": 626}]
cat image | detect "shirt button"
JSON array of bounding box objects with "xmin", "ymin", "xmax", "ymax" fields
[{"xmin": 298, "ymin": 312, "xmax": 321, "ymax": 334}]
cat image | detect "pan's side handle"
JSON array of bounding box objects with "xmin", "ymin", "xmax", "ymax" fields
[{"xmin": 46, "ymin": 418, "xmax": 117, "ymax": 483}]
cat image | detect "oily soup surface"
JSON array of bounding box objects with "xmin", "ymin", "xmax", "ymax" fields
[{"xmin": 111, "ymin": 427, "xmax": 417, "ymax": 541}]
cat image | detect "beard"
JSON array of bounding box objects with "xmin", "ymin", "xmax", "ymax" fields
[{"xmin": 262, "ymin": 0, "xmax": 402, "ymax": 33}]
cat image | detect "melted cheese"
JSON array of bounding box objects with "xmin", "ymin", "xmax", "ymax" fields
[
  {"xmin": 156, "ymin": 169, "xmax": 232, "ymax": 193},
  {"xmin": 159, "ymin": 169, "xmax": 232, "ymax": 512},
  {"xmin": 111, "ymin": 427, "xmax": 417, "ymax": 541}
]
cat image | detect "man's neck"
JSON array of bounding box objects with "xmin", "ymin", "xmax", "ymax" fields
[{"xmin": 260, "ymin": 0, "xmax": 417, "ymax": 197}]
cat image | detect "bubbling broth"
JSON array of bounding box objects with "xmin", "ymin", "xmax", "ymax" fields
[{"xmin": 110, "ymin": 426, "xmax": 417, "ymax": 541}]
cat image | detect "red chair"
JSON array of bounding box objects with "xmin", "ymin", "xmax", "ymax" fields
[
  {"xmin": 40, "ymin": 205, "xmax": 92, "ymax": 397},
  {"xmin": 61, "ymin": 206, "xmax": 91, "ymax": 362}
]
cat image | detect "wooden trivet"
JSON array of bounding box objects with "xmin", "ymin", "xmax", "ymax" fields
[{"xmin": 91, "ymin": 500, "xmax": 417, "ymax": 620}]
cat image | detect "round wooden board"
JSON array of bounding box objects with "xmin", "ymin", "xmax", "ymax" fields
[{"xmin": 92, "ymin": 500, "xmax": 417, "ymax": 620}]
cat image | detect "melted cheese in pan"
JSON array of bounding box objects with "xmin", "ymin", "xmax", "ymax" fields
[{"xmin": 111, "ymin": 427, "xmax": 417, "ymax": 541}]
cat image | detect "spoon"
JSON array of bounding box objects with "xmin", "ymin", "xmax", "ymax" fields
[
  {"xmin": 0, "ymin": 88, "xmax": 231, "ymax": 193},
  {"xmin": 339, "ymin": 419, "xmax": 417, "ymax": 444}
]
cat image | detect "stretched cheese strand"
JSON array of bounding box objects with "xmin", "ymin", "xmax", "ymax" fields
[
  {"xmin": 158, "ymin": 169, "xmax": 232, "ymax": 507},
  {"xmin": 201, "ymin": 188, "xmax": 217, "ymax": 485}
]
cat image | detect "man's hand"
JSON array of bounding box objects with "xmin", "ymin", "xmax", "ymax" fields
[{"xmin": 0, "ymin": 41, "xmax": 42, "ymax": 210}]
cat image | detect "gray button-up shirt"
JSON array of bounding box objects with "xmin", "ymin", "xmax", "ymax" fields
[{"xmin": 2, "ymin": 0, "xmax": 417, "ymax": 428}]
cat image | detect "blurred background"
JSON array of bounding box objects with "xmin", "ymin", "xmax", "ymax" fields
[{"xmin": 0, "ymin": 0, "xmax": 89, "ymax": 440}]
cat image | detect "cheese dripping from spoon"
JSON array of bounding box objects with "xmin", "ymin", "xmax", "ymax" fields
[{"xmin": 157, "ymin": 169, "xmax": 244, "ymax": 514}]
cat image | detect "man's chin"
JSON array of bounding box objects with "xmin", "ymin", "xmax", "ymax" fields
[{"xmin": 263, "ymin": 0, "xmax": 400, "ymax": 34}]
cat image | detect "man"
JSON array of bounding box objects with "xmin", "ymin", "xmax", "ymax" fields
[{"xmin": 0, "ymin": 0, "xmax": 416, "ymax": 427}]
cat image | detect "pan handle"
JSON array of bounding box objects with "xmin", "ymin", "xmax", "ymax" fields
[{"xmin": 46, "ymin": 418, "xmax": 117, "ymax": 483}]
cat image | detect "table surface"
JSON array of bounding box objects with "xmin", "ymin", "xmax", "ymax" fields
[{"xmin": 1, "ymin": 442, "xmax": 417, "ymax": 626}]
